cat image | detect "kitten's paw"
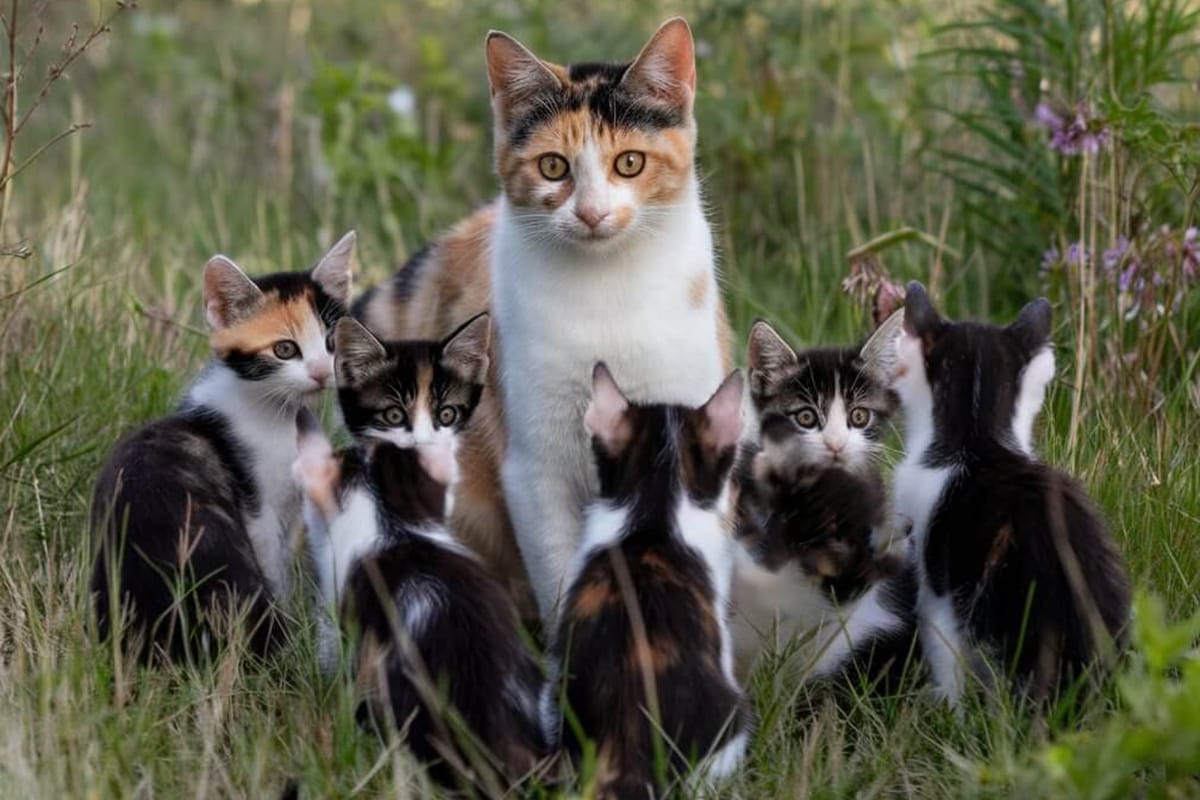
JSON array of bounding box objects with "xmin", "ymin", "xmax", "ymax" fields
[{"xmin": 292, "ymin": 409, "xmax": 338, "ymax": 518}]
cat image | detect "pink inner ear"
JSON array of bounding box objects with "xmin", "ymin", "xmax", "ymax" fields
[
  {"xmin": 704, "ymin": 372, "xmax": 744, "ymax": 450},
  {"xmin": 585, "ymin": 365, "xmax": 629, "ymax": 443}
]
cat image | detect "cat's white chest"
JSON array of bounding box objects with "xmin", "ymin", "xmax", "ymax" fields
[
  {"xmin": 892, "ymin": 455, "xmax": 954, "ymax": 559},
  {"xmin": 243, "ymin": 428, "xmax": 302, "ymax": 597}
]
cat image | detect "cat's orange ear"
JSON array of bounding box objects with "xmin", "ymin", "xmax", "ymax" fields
[
  {"xmin": 585, "ymin": 362, "xmax": 632, "ymax": 454},
  {"xmin": 204, "ymin": 255, "xmax": 264, "ymax": 329},
  {"xmin": 621, "ymin": 17, "xmax": 696, "ymax": 111},
  {"xmin": 485, "ymin": 31, "xmax": 562, "ymax": 125},
  {"xmin": 698, "ymin": 369, "xmax": 744, "ymax": 454}
]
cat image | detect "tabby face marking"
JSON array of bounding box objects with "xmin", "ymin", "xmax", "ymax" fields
[
  {"xmin": 335, "ymin": 314, "xmax": 489, "ymax": 453},
  {"xmin": 486, "ymin": 18, "xmax": 697, "ymax": 249},
  {"xmin": 747, "ymin": 321, "xmax": 897, "ymax": 477}
]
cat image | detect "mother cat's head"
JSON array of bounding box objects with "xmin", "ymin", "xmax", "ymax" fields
[{"xmin": 485, "ymin": 18, "xmax": 698, "ymax": 250}]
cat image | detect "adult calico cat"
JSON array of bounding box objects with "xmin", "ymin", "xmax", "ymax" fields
[
  {"xmin": 91, "ymin": 233, "xmax": 355, "ymax": 662},
  {"xmin": 355, "ymin": 18, "xmax": 732, "ymax": 621}
]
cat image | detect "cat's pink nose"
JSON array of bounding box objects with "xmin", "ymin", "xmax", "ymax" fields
[
  {"xmin": 575, "ymin": 206, "xmax": 609, "ymax": 230},
  {"xmin": 308, "ymin": 364, "xmax": 331, "ymax": 388}
]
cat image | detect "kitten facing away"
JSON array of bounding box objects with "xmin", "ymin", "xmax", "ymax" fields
[
  {"xmin": 294, "ymin": 315, "xmax": 551, "ymax": 792},
  {"xmin": 729, "ymin": 315, "xmax": 919, "ymax": 688},
  {"xmin": 354, "ymin": 18, "xmax": 734, "ymax": 621},
  {"xmin": 892, "ymin": 282, "xmax": 1130, "ymax": 705},
  {"xmin": 90, "ymin": 233, "xmax": 354, "ymax": 662},
  {"xmin": 543, "ymin": 364, "xmax": 752, "ymax": 800}
]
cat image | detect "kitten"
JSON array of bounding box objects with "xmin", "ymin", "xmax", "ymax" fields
[
  {"xmin": 90, "ymin": 233, "xmax": 355, "ymax": 662},
  {"xmin": 354, "ymin": 18, "xmax": 733, "ymax": 621},
  {"xmin": 295, "ymin": 315, "xmax": 549, "ymax": 790},
  {"xmin": 729, "ymin": 316, "xmax": 918, "ymax": 686},
  {"xmin": 543, "ymin": 364, "xmax": 752, "ymax": 800},
  {"xmin": 892, "ymin": 282, "xmax": 1130, "ymax": 704}
]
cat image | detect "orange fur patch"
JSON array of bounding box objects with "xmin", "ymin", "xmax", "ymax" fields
[
  {"xmin": 573, "ymin": 579, "xmax": 618, "ymax": 618},
  {"xmin": 210, "ymin": 290, "xmax": 321, "ymax": 356},
  {"xmin": 687, "ymin": 271, "xmax": 710, "ymax": 309}
]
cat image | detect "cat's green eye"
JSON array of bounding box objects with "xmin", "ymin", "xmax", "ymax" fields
[
  {"xmin": 381, "ymin": 406, "xmax": 406, "ymax": 426},
  {"xmin": 538, "ymin": 153, "xmax": 569, "ymax": 181},
  {"xmin": 849, "ymin": 407, "xmax": 871, "ymax": 428},
  {"xmin": 273, "ymin": 340, "xmax": 300, "ymax": 360},
  {"xmin": 793, "ymin": 407, "xmax": 819, "ymax": 429},
  {"xmin": 437, "ymin": 406, "xmax": 459, "ymax": 427},
  {"xmin": 614, "ymin": 150, "xmax": 645, "ymax": 178}
]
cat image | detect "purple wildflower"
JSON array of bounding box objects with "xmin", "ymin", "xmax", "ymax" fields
[
  {"xmin": 1103, "ymin": 237, "xmax": 1129, "ymax": 271},
  {"xmin": 1183, "ymin": 227, "xmax": 1198, "ymax": 279},
  {"xmin": 1066, "ymin": 242, "xmax": 1089, "ymax": 268},
  {"xmin": 1035, "ymin": 101, "xmax": 1111, "ymax": 156},
  {"xmin": 1041, "ymin": 245, "xmax": 1060, "ymax": 274}
]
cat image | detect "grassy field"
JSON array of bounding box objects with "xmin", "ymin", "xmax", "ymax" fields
[{"xmin": 1, "ymin": 0, "xmax": 1199, "ymax": 797}]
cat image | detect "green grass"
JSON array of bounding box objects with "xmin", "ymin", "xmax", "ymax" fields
[{"xmin": 1, "ymin": 0, "xmax": 1198, "ymax": 797}]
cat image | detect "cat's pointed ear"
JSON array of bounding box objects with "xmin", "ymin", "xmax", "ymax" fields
[
  {"xmin": 699, "ymin": 369, "xmax": 744, "ymax": 454},
  {"xmin": 585, "ymin": 362, "xmax": 632, "ymax": 453},
  {"xmin": 903, "ymin": 281, "xmax": 943, "ymax": 343},
  {"xmin": 204, "ymin": 255, "xmax": 264, "ymax": 330},
  {"xmin": 485, "ymin": 31, "xmax": 562, "ymax": 126},
  {"xmin": 858, "ymin": 308, "xmax": 905, "ymax": 384},
  {"xmin": 334, "ymin": 318, "xmax": 386, "ymax": 386},
  {"xmin": 440, "ymin": 312, "xmax": 491, "ymax": 384},
  {"xmin": 747, "ymin": 319, "xmax": 797, "ymax": 399},
  {"xmin": 311, "ymin": 230, "xmax": 355, "ymax": 307},
  {"xmin": 1008, "ymin": 297, "xmax": 1053, "ymax": 352},
  {"xmin": 620, "ymin": 17, "xmax": 696, "ymax": 113}
]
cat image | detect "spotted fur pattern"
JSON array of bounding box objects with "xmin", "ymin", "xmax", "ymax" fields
[
  {"xmin": 544, "ymin": 365, "xmax": 751, "ymax": 800},
  {"xmin": 90, "ymin": 233, "xmax": 355, "ymax": 662},
  {"xmin": 893, "ymin": 282, "xmax": 1130, "ymax": 704}
]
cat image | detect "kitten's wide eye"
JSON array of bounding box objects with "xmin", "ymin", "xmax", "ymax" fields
[
  {"xmin": 273, "ymin": 340, "xmax": 300, "ymax": 360},
  {"xmin": 614, "ymin": 151, "xmax": 645, "ymax": 178},
  {"xmin": 538, "ymin": 153, "xmax": 569, "ymax": 181},
  {"xmin": 793, "ymin": 408, "xmax": 819, "ymax": 429},
  {"xmin": 849, "ymin": 407, "xmax": 871, "ymax": 428},
  {"xmin": 437, "ymin": 406, "xmax": 459, "ymax": 427},
  {"xmin": 381, "ymin": 406, "xmax": 406, "ymax": 426}
]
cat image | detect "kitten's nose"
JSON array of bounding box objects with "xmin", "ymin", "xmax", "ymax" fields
[
  {"xmin": 825, "ymin": 438, "xmax": 847, "ymax": 455},
  {"xmin": 575, "ymin": 206, "xmax": 609, "ymax": 230},
  {"xmin": 307, "ymin": 363, "xmax": 331, "ymax": 388}
]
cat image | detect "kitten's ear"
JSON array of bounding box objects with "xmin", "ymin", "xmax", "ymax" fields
[
  {"xmin": 1008, "ymin": 297, "xmax": 1053, "ymax": 352},
  {"xmin": 858, "ymin": 307, "xmax": 905, "ymax": 383},
  {"xmin": 334, "ymin": 318, "xmax": 386, "ymax": 386},
  {"xmin": 699, "ymin": 369, "xmax": 745, "ymax": 454},
  {"xmin": 903, "ymin": 281, "xmax": 943, "ymax": 343},
  {"xmin": 585, "ymin": 362, "xmax": 632, "ymax": 453},
  {"xmin": 747, "ymin": 319, "xmax": 797, "ymax": 399},
  {"xmin": 620, "ymin": 17, "xmax": 696, "ymax": 113},
  {"xmin": 440, "ymin": 312, "xmax": 491, "ymax": 384},
  {"xmin": 485, "ymin": 31, "xmax": 562, "ymax": 126},
  {"xmin": 311, "ymin": 230, "xmax": 355, "ymax": 307},
  {"xmin": 204, "ymin": 255, "xmax": 264, "ymax": 329}
]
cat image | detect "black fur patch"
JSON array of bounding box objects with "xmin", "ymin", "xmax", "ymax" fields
[
  {"xmin": 507, "ymin": 60, "xmax": 685, "ymax": 148},
  {"xmin": 550, "ymin": 398, "xmax": 750, "ymax": 795},
  {"xmin": 90, "ymin": 407, "xmax": 285, "ymax": 663}
]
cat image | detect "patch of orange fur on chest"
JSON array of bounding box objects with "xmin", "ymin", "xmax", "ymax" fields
[{"xmin": 210, "ymin": 291, "xmax": 320, "ymax": 356}]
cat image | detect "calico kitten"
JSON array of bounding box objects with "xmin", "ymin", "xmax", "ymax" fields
[
  {"xmin": 355, "ymin": 18, "xmax": 733, "ymax": 622},
  {"xmin": 892, "ymin": 282, "xmax": 1130, "ymax": 704},
  {"xmin": 90, "ymin": 233, "xmax": 355, "ymax": 662},
  {"xmin": 543, "ymin": 364, "xmax": 752, "ymax": 800},
  {"xmin": 295, "ymin": 315, "xmax": 549, "ymax": 790},
  {"xmin": 729, "ymin": 316, "xmax": 918, "ymax": 686}
]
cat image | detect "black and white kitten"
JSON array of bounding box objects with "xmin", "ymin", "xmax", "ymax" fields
[
  {"xmin": 294, "ymin": 314, "xmax": 549, "ymax": 790},
  {"xmin": 893, "ymin": 282, "xmax": 1130, "ymax": 704},
  {"xmin": 90, "ymin": 233, "xmax": 355, "ymax": 662},
  {"xmin": 730, "ymin": 315, "xmax": 919, "ymax": 686},
  {"xmin": 543, "ymin": 364, "xmax": 752, "ymax": 800}
]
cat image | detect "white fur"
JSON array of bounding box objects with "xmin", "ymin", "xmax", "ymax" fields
[
  {"xmin": 186, "ymin": 358, "xmax": 328, "ymax": 599},
  {"xmin": 493, "ymin": 175, "xmax": 725, "ymax": 619},
  {"xmin": 697, "ymin": 729, "xmax": 750, "ymax": 782},
  {"xmin": 810, "ymin": 579, "xmax": 910, "ymax": 678},
  {"xmin": 1011, "ymin": 346, "xmax": 1055, "ymax": 455},
  {"xmin": 728, "ymin": 554, "xmax": 830, "ymax": 674},
  {"xmin": 674, "ymin": 488, "xmax": 737, "ymax": 682},
  {"xmin": 920, "ymin": 591, "xmax": 968, "ymax": 704}
]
